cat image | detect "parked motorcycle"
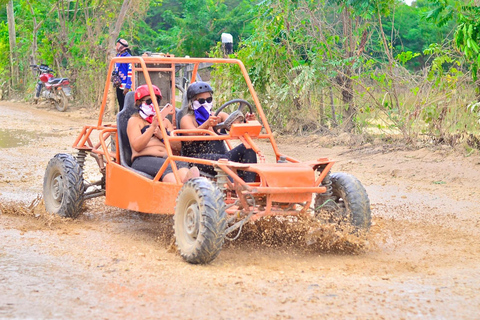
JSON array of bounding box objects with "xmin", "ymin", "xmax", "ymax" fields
[{"xmin": 30, "ymin": 64, "xmax": 71, "ymax": 112}]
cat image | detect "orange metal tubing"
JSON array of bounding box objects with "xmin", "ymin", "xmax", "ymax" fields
[
  {"xmin": 86, "ymin": 56, "xmax": 336, "ymax": 213},
  {"xmin": 216, "ymin": 163, "xmax": 251, "ymax": 190},
  {"xmin": 247, "ymin": 186, "xmax": 326, "ymax": 194},
  {"xmin": 72, "ymin": 126, "xmax": 89, "ymax": 147},
  {"xmin": 102, "ymin": 57, "xmax": 283, "ymax": 164},
  {"xmin": 73, "ymin": 126, "xmax": 95, "ymax": 148},
  {"xmin": 191, "ymin": 63, "xmax": 199, "ymax": 84},
  {"xmin": 98, "ymin": 128, "xmax": 117, "ymax": 164},
  {"xmin": 241, "ymin": 133, "xmax": 261, "ymax": 154},
  {"xmin": 315, "ymin": 161, "xmax": 335, "ymax": 186}
]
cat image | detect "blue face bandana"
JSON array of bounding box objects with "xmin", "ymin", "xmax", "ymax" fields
[
  {"xmin": 194, "ymin": 106, "xmax": 210, "ymax": 125},
  {"xmin": 192, "ymin": 100, "xmax": 213, "ymax": 125}
]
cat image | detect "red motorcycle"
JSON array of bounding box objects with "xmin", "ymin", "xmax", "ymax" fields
[{"xmin": 30, "ymin": 64, "xmax": 71, "ymax": 112}]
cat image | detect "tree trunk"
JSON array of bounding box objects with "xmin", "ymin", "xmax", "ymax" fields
[
  {"xmin": 7, "ymin": 0, "xmax": 18, "ymax": 90},
  {"xmin": 319, "ymin": 89, "xmax": 325, "ymax": 126},
  {"xmin": 341, "ymin": 7, "xmax": 356, "ymax": 132},
  {"xmin": 108, "ymin": 0, "xmax": 132, "ymax": 59},
  {"xmin": 476, "ymin": 72, "xmax": 480, "ymax": 102},
  {"xmin": 26, "ymin": 0, "xmax": 44, "ymax": 65},
  {"xmin": 106, "ymin": 0, "xmax": 132, "ymax": 114},
  {"xmin": 376, "ymin": 7, "xmax": 401, "ymax": 121},
  {"xmin": 330, "ymin": 86, "xmax": 337, "ymax": 127}
]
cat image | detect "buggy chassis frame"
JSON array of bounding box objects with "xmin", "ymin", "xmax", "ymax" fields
[{"xmin": 71, "ymin": 56, "xmax": 335, "ymax": 225}]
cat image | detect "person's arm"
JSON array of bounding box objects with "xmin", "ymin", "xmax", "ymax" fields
[
  {"xmin": 127, "ymin": 116, "xmax": 156, "ymax": 152},
  {"xmin": 245, "ymin": 112, "xmax": 256, "ymax": 121},
  {"xmin": 220, "ymin": 110, "xmax": 255, "ymax": 122},
  {"xmin": 161, "ymin": 119, "xmax": 182, "ymax": 151},
  {"xmin": 180, "ymin": 114, "xmax": 220, "ymax": 135},
  {"xmin": 218, "ymin": 111, "xmax": 229, "ymax": 122},
  {"xmin": 124, "ymin": 63, "xmax": 132, "ymax": 95}
]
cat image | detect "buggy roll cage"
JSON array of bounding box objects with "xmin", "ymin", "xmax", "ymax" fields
[{"xmin": 72, "ymin": 56, "xmax": 334, "ymax": 217}]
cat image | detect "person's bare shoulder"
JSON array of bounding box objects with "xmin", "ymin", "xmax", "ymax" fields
[
  {"xmin": 127, "ymin": 115, "xmax": 144, "ymax": 134},
  {"xmin": 128, "ymin": 114, "xmax": 142, "ymax": 125},
  {"xmin": 180, "ymin": 113, "xmax": 196, "ymax": 129}
]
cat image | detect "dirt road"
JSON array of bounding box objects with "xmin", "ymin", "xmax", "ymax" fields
[{"xmin": 1, "ymin": 101, "xmax": 480, "ymax": 319}]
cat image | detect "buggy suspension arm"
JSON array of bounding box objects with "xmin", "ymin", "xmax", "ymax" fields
[{"xmin": 224, "ymin": 199, "xmax": 255, "ymax": 241}]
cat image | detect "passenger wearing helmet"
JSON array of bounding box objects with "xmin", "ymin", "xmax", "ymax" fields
[
  {"xmin": 127, "ymin": 84, "xmax": 199, "ymax": 183},
  {"xmin": 179, "ymin": 82, "xmax": 257, "ymax": 182}
]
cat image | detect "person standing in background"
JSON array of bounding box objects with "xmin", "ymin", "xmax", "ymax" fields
[{"xmin": 115, "ymin": 38, "xmax": 132, "ymax": 112}]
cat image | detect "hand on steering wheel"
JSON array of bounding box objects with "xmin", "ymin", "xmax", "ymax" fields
[{"xmin": 213, "ymin": 99, "xmax": 254, "ymax": 135}]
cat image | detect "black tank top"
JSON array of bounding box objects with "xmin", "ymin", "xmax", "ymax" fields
[{"xmin": 140, "ymin": 125, "xmax": 150, "ymax": 134}]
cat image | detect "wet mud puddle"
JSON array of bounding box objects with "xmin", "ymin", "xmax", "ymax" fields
[{"xmin": 0, "ymin": 129, "xmax": 38, "ymax": 148}]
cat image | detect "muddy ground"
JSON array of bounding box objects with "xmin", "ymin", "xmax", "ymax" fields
[{"xmin": 1, "ymin": 100, "xmax": 480, "ymax": 319}]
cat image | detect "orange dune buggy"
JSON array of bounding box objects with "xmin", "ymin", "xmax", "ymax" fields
[{"xmin": 43, "ymin": 56, "xmax": 371, "ymax": 264}]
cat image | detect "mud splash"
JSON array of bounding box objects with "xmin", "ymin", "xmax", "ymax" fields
[
  {"xmin": 0, "ymin": 196, "xmax": 68, "ymax": 229},
  {"xmin": 2, "ymin": 196, "xmax": 370, "ymax": 256},
  {"xmin": 227, "ymin": 215, "xmax": 369, "ymax": 254}
]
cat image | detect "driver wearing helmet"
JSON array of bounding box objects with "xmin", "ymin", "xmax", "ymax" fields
[
  {"xmin": 179, "ymin": 82, "xmax": 257, "ymax": 182},
  {"xmin": 127, "ymin": 84, "xmax": 199, "ymax": 183}
]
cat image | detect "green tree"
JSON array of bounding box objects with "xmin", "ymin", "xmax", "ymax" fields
[
  {"xmin": 379, "ymin": 0, "xmax": 455, "ymax": 71},
  {"xmin": 1, "ymin": 0, "xmax": 18, "ymax": 91},
  {"xmin": 212, "ymin": 0, "xmax": 391, "ymax": 133},
  {"xmin": 425, "ymin": 0, "xmax": 480, "ymax": 99},
  {"xmin": 0, "ymin": 0, "xmax": 149, "ymax": 104},
  {"xmin": 137, "ymin": 0, "xmax": 256, "ymax": 56}
]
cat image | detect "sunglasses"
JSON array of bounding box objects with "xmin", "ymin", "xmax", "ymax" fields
[
  {"xmin": 143, "ymin": 97, "xmax": 161, "ymax": 105},
  {"xmin": 196, "ymin": 97, "xmax": 213, "ymax": 104}
]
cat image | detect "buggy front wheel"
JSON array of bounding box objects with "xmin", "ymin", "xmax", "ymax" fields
[
  {"xmin": 314, "ymin": 172, "xmax": 371, "ymax": 232},
  {"xmin": 174, "ymin": 178, "xmax": 227, "ymax": 264},
  {"xmin": 43, "ymin": 153, "xmax": 84, "ymax": 218}
]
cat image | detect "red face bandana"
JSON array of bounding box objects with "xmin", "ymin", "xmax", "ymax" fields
[{"xmin": 139, "ymin": 102, "xmax": 156, "ymax": 123}]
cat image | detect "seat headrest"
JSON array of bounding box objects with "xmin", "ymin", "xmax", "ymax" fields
[{"xmin": 117, "ymin": 92, "xmax": 138, "ymax": 167}]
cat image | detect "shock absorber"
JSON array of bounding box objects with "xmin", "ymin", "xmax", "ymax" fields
[
  {"xmin": 76, "ymin": 150, "xmax": 87, "ymax": 172},
  {"xmin": 321, "ymin": 172, "xmax": 333, "ymax": 198},
  {"xmin": 214, "ymin": 166, "xmax": 228, "ymax": 192},
  {"xmin": 314, "ymin": 169, "xmax": 337, "ymax": 215}
]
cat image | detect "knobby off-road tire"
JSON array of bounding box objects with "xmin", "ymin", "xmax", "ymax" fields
[
  {"xmin": 53, "ymin": 89, "xmax": 68, "ymax": 112},
  {"xmin": 174, "ymin": 178, "xmax": 227, "ymax": 264},
  {"xmin": 43, "ymin": 153, "xmax": 84, "ymax": 219},
  {"xmin": 314, "ymin": 172, "xmax": 371, "ymax": 232}
]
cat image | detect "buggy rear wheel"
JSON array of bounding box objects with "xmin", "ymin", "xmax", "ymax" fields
[
  {"xmin": 174, "ymin": 178, "xmax": 227, "ymax": 264},
  {"xmin": 53, "ymin": 89, "xmax": 68, "ymax": 112},
  {"xmin": 43, "ymin": 153, "xmax": 84, "ymax": 218},
  {"xmin": 314, "ymin": 172, "xmax": 371, "ymax": 232}
]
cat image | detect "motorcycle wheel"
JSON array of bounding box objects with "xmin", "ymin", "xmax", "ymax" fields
[
  {"xmin": 53, "ymin": 89, "xmax": 68, "ymax": 112},
  {"xmin": 34, "ymin": 83, "xmax": 42, "ymax": 104}
]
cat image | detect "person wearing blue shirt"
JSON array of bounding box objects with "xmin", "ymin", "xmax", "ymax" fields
[{"xmin": 115, "ymin": 38, "xmax": 132, "ymax": 112}]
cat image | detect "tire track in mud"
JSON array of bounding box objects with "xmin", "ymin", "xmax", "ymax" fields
[
  {"xmin": 1, "ymin": 101, "xmax": 480, "ymax": 318},
  {"xmin": 2, "ymin": 182, "xmax": 480, "ymax": 319},
  {"xmin": 2, "ymin": 193, "xmax": 478, "ymax": 268}
]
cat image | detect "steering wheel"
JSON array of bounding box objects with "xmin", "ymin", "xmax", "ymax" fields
[{"xmin": 213, "ymin": 99, "xmax": 254, "ymax": 135}]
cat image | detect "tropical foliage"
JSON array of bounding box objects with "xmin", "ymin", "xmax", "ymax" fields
[{"xmin": 0, "ymin": 0, "xmax": 478, "ymax": 143}]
